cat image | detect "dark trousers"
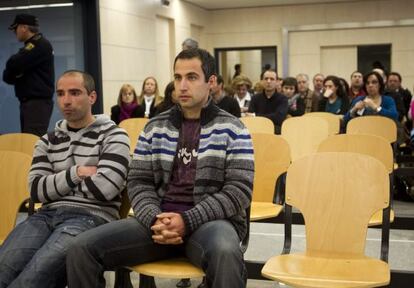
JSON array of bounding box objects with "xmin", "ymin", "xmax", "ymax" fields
[
  {"xmin": 66, "ymin": 217, "xmax": 247, "ymax": 288},
  {"xmin": 20, "ymin": 99, "xmax": 53, "ymax": 136}
]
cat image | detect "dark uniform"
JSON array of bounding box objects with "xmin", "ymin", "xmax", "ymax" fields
[{"xmin": 3, "ymin": 14, "xmax": 54, "ymax": 136}]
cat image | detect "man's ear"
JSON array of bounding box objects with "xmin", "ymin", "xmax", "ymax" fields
[
  {"xmin": 89, "ymin": 91, "xmax": 97, "ymax": 105},
  {"xmin": 208, "ymin": 75, "xmax": 217, "ymax": 88}
]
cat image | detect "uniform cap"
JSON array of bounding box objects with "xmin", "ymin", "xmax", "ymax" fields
[{"xmin": 8, "ymin": 14, "xmax": 39, "ymax": 30}]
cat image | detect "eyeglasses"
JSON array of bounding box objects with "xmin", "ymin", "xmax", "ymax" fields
[{"xmin": 366, "ymin": 80, "xmax": 379, "ymax": 85}]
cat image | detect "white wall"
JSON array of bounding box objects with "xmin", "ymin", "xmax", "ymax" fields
[{"xmin": 99, "ymin": 0, "xmax": 208, "ymax": 115}]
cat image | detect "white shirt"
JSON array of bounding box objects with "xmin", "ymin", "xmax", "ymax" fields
[
  {"xmin": 234, "ymin": 92, "xmax": 251, "ymax": 108},
  {"xmin": 144, "ymin": 95, "xmax": 155, "ymax": 117}
]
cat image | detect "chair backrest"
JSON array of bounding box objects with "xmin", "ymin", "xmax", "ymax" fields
[
  {"xmin": 0, "ymin": 151, "xmax": 32, "ymax": 242},
  {"xmin": 281, "ymin": 116, "xmax": 329, "ymax": 162},
  {"xmin": 303, "ymin": 112, "xmax": 340, "ymax": 135},
  {"xmin": 318, "ymin": 134, "xmax": 393, "ymax": 173},
  {"xmin": 286, "ymin": 152, "xmax": 389, "ymax": 257},
  {"xmin": 241, "ymin": 116, "xmax": 274, "ymax": 134},
  {"xmin": 0, "ymin": 133, "xmax": 39, "ymax": 157},
  {"xmin": 251, "ymin": 133, "xmax": 291, "ymax": 202},
  {"xmin": 347, "ymin": 116, "xmax": 397, "ymax": 144},
  {"xmin": 119, "ymin": 118, "xmax": 149, "ymax": 154}
]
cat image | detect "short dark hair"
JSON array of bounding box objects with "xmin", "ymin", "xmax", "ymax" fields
[
  {"xmin": 262, "ymin": 69, "xmax": 277, "ymax": 80},
  {"xmin": 388, "ymin": 71, "xmax": 402, "ymax": 82},
  {"xmin": 216, "ymin": 75, "xmax": 224, "ymax": 86},
  {"xmin": 282, "ymin": 77, "xmax": 298, "ymax": 93},
  {"xmin": 363, "ymin": 71, "xmax": 385, "ymax": 94},
  {"xmin": 174, "ymin": 48, "xmax": 216, "ymax": 83},
  {"xmin": 60, "ymin": 70, "xmax": 95, "ymax": 94}
]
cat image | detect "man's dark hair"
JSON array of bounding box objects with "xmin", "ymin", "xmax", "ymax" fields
[
  {"xmin": 60, "ymin": 70, "xmax": 95, "ymax": 94},
  {"xmin": 174, "ymin": 48, "xmax": 216, "ymax": 83},
  {"xmin": 261, "ymin": 69, "xmax": 277, "ymax": 80},
  {"xmin": 216, "ymin": 75, "xmax": 224, "ymax": 86},
  {"xmin": 363, "ymin": 71, "xmax": 385, "ymax": 95},
  {"xmin": 388, "ymin": 71, "xmax": 402, "ymax": 82}
]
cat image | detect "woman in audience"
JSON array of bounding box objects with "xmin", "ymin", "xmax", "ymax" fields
[
  {"xmin": 137, "ymin": 76, "xmax": 163, "ymax": 118},
  {"xmin": 282, "ymin": 77, "xmax": 305, "ymax": 117},
  {"xmin": 155, "ymin": 81, "xmax": 177, "ymax": 115},
  {"xmin": 343, "ymin": 71, "xmax": 398, "ymax": 125},
  {"xmin": 232, "ymin": 75, "xmax": 253, "ymax": 116},
  {"xmin": 110, "ymin": 84, "xmax": 143, "ymax": 124},
  {"xmin": 318, "ymin": 75, "xmax": 349, "ymax": 115}
]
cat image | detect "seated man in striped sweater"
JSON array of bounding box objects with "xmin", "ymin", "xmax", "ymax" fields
[
  {"xmin": 0, "ymin": 70, "xmax": 130, "ymax": 288},
  {"xmin": 66, "ymin": 49, "xmax": 255, "ymax": 288}
]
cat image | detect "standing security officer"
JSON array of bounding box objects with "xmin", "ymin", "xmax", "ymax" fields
[{"xmin": 3, "ymin": 13, "xmax": 54, "ymax": 136}]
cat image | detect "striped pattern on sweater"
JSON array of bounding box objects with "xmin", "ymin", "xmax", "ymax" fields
[
  {"xmin": 29, "ymin": 115, "xmax": 130, "ymax": 222},
  {"xmin": 128, "ymin": 102, "xmax": 254, "ymax": 240}
]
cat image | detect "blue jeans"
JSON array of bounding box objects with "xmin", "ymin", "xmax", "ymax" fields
[
  {"xmin": 0, "ymin": 207, "xmax": 106, "ymax": 288},
  {"xmin": 66, "ymin": 217, "xmax": 247, "ymax": 288}
]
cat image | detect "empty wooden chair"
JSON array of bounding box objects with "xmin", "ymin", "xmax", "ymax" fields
[
  {"xmin": 303, "ymin": 112, "xmax": 340, "ymax": 135},
  {"xmin": 119, "ymin": 118, "xmax": 149, "ymax": 154},
  {"xmin": 0, "ymin": 133, "xmax": 39, "ymax": 157},
  {"xmin": 0, "ymin": 151, "xmax": 32, "ymax": 244},
  {"xmin": 262, "ymin": 152, "xmax": 390, "ymax": 287},
  {"xmin": 347, "ymin": 116, "xmax": 397, "ymax": 144},
  {"xmin": 250, "ymin": 133, "xmax": 290, "ymax": 221},
  {"xmin": 241, "ymin": 116, "xmax": 274, "ymax": 134},
  {"xmin": 281, "ymin": 116, "xmax": 329, "ymax": 162}
]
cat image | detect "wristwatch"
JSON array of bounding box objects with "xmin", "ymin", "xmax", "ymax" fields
[{"xmin": 376, "ymin": 106, "xmax": 382, "ymax": 113}]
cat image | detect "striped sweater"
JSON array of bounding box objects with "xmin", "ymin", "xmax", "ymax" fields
[
  {"xmin": 29, "ymin": 115, "xmax": 130, "ymax": 222},
  {"xmin": 128, "ymin": 101, "xmax": 254, "ymax": 240}
]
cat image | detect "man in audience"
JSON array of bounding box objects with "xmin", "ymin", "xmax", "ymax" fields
[
  {"xmin": 182, "ymin": 37, "xmax": 198, "ymax": 50},
  {"xmin": 312, "ymin": 73, "xmax": 325, "ymax": 98},
  {"xmin": 0, "ymin": 70, "xmax": 130, "ymax": 288},
  {"xmin": 296, "ymin": 73, "xmax": 318, "ymax": 113},
  {"xmin": 348, "ymin": 71, "xmax": 366, "ymax": 100},
  {"xmin": 66, "ymin": 48, "xmax": 254, "ymax": 288},
  {"xmin": 387, "ymin": 72, "xmax": 413, "ymax": 121},
  {"xmin": 248, "ymin": 69, "xmax": 288, "ymax": 133},
  {"xmin": 211, "ymin": 74, "xmax": 241, "ymax": 117}
]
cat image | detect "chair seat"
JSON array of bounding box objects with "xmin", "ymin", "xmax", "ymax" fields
[
  {"xmin": 128, "ymin": 258, "xmax": 204, "ymax": 279},
  {"xmin": 262, "ymin": 253, "xmax": 390, "ymax": 288},
  {"xmin": 368, "ymin": 209, "xmax": 395, "ymax": 227},
  {"xmin": 250, "ymin": 202, "xmax": 283, "ymax": 221}
]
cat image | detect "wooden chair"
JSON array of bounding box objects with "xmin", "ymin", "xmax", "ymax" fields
[
  {"xmin": 281, "ymin": 116, "xmax": 329, "ymax": 162},
  {"xmin": 0, "ymin": 151, "xmax": 32, "ymax": 245},
  {"xmin": 346, "ymin": 116, "xmax": 397, "ymax": 144},
  {"xmin": 262, "ymin": 152, "xmax": 390, "ymax": 287},
  {"xmin": 119, "ymin": 118, "xmax": 149, "ymax": 154},
  {"xmin": 250, "ymin": 133, "xmax": 290, "ymax": 221},
  {"xmin": 318, "ymin": 134, "xmax": 394, "ymax": 261},
  {"xmin": 241, "ymin": 116, "xmax": 274, "ymax": 134},
  {"xmin": 0, "ymin": 133, "xmax": 39, "ymax": 214},
  {"xmin": 303, "ymin": 112, "xmax": 340, "ymax": 135},
  {"xmin": 0, "ymin": 133, "xmax": 39, "ymax": 157},
  {"xmin": 117, "ymin": 208, "xmax": 251, "ymax": 288}
]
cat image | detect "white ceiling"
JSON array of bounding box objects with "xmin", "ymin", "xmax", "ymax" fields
[{"xmin": 183, "ymin": 0, "xmax": 365, "ymax": 10}]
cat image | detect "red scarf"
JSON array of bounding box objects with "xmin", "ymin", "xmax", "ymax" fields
[{"xmin": 119, "ymin": 102, "xmax": 138, "ymax": 123}]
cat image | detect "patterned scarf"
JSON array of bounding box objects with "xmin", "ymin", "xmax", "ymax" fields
[{"xmin": 119, "ymin": 102, "xmax": 138, "ymax": 123}]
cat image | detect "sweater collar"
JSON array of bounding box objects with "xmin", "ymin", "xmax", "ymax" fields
[{"xmin": 169, "ymin": 97, "xmax": 219, "ymax": 129}]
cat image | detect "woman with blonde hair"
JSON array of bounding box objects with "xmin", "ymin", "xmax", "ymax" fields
[
  {"xmin": 111, "ymin": 84, "xmax": 144, "ymax": 124},
  {"xmin": 137, "ymin": 76, "xmax": 163, "ymax": 118},
  {"xmin": 232, "ymin": 75, "xmax": 253, "ymax": 116}
]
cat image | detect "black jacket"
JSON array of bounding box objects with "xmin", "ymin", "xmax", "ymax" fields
[
  {"xmin": 3, "ymin": 33, "xmax": 54, "ymax": 102},
  {"xmin": 110, "ymin": 105, "xmax": 145, "ymax": 125}
]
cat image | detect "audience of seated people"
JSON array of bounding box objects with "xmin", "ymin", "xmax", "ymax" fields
[
  {"xmin": 110, "ymin": 83, "xmax": 144, "ymax": 124},
  {"xmin": 282, "ymin": 77, "xmax": 305, "ymax": 117}
]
